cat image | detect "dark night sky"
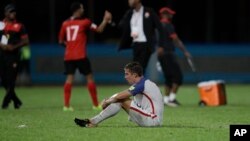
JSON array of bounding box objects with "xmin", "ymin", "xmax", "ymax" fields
[{"xmin": 0, "ymin": 0, "xmax": 250, "ymax": 44}]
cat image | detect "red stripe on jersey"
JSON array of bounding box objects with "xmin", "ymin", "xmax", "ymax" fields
[
  {"xmin": 130, "ymin": 107, "xmax": 157, "ymax": 119},
  {"xmin": 143, "ymin": 93, "xmax": 155, "ymax": 114}
]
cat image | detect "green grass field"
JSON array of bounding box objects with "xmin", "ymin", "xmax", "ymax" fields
[{"xmin": 0, "ymin": 85, "xmax": 249, "ymax": 141}]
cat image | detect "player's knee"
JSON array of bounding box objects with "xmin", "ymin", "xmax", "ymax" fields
[
  {"xmin": 86, "ymin": 74, "xmax": 94, "ymax": 83},
  {"xmin": 110, "ymin": 93, "xmax": 118, "ymax": 98},
  {"xmin": 66, "ymin": 75, "xmax": 74, "ymax": 84}
]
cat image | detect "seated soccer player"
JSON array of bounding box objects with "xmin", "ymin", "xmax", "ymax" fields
[{"xmin": 74, "ymin": 62, "xmax": 164, "ymax": 127}]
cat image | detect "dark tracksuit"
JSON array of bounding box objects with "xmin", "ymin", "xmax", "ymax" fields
[
  {"xmin": 158, "ymin": 19, "xmax": 183, "ymax": 87},
  {"xmin": 0, "ymin": 20, "xmax": 27, "ymax": 108}
]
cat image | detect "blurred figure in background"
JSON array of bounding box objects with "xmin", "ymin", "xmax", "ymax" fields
[
  {"xmin": 0, "ymin": 4, "xmax": 29, "ymax": 109},
  {"xmin": 58, "ymin": 2, "xmax": 112, "ymax": 111},
  {"xmin": 118, "ymin": 0, "xmax": 164, "ymax": 73},
  {"xmin": 158, "ymin": 7, "xmax": 192, "ymax": 107},
  {"xmin": 17, "ymin": 45, "xmax": 31, "ymax": 86}
]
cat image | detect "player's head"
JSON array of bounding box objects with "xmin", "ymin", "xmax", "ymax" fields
[
  {"xmin": 71, "ymin": 2, "xmax": 84, "ymax": 17},
  {"xmin": 4, "ymin": 4, "xmax": 16, "ymax": 21},
  {"xmin": 124, "ymin": 62, "xmax": 143, "ymax": 84},
  {"xmin": 128, "ymin": 0, "xmax": 141, "ymax": 8},
  {"xmin": 159, "ymin": 7, "xmax": 175, "ymax": 20}
]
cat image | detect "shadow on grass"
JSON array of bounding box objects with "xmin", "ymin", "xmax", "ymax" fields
[{"xmin": 96, "ymin": 124, "xmax": 205, "ymax": 129}]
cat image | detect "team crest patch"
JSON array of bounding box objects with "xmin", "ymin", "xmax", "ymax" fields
[{"xmin": 129, "ymin": 86, "xmax": 135, "ymax": 91}]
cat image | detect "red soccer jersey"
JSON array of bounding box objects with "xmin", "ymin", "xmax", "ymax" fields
[{"xmin": 59, "ymin": 17, "xmax": 97, "ymax": 60}]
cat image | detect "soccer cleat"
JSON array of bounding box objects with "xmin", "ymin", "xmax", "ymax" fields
[
  {"xmin": 74, "ymin": 118, "xmax": 91, "ymax": 127},
  {"xmin": 1, "ymin": 105, "xmax": 8, "ymax": 109},
  {"xmin": 92, "ymin": 105, "xmax": 102, "ymax": 111},
  {"xmin": 165, "ymin": 100, "xmax": 181, "ymax": 107},
  {"xmin": 14, "ymin": 100, "xmax": 22, "ymax": 109},
  {"xmin": 63, "ymin": 106, "xmax": 74, "ymax": 112}
]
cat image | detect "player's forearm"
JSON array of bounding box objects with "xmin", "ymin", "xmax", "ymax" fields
[
  {"xmin": 174, "ymin": 38, "xmax": 187, "ymax": 53},
  {"xmin": 105, "ymin": 97, "xmax": 118, "ymax": 104},
  {"xmin": 95, "ymin": 20, "xmax": 108, "ymax": 33},
  {"xmin": 106, "ymin": 91, "xmax": 131, "ymax": 104}
]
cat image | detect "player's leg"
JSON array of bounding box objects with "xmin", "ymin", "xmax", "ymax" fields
[
  {"xmin": 1, "ymin": 77, "xmax": 12, "ymax": 109},
  {"xmin": 63, "ymin": 60, "xmax": 76, "ymax": 111},
  {"xmin": 74, "ymin": 95, "xmax": 160, "ymax": 127},
  {"xmin": 63, "ymin": 74, "xmax": 74, "ymax": 111},
  {"xmin": 0, "ymin": 58, "xmax": 11, "ymax": 109},
  {"xmin": 158, "ymin": 53, "xmax": 173, "ymax": 104},
  {"xmin": 78, "ymin": 58, "xmax": 99, "ymax": 109},
  {"xmin": 2, "ymin": 59, "xmax": 22, "ymax": 109},
  {"xmin": 133, "ymin": 43, "xmax": 152, "ymax": 73},
  {"xmin": 162, "ymin": 53, "xmax": 183, "ymax": 107},
  {"xmin": 129, "ymin": 99, "xmax": 161, "ymax": 126},
  {"xmin": 85, "ymin": 74, "xmax": 100, "ymax": 109},
  {"xmin": 75, "ymin": 94, "xmax": 128, "ymax": 127},
  {"xmin": 167, "ymin": 64, "xmax": 183, "ymax": 106}
]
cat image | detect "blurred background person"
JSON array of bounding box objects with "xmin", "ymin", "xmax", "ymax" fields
[
  {"xmin": 118, "ymin": 0, "xmax": 165, "ymax": 73},
  {"xmin": 0, "ymin": 4, "xmax": 29, "ymax": 109},
  {"xmin": 17, "ymin": 45, "xmax": 31, "ymax": 86},
  {"xmin": 157, "ymin": 7, "xmax": 192, "ymax": 107},
  {"xmin": 58, "ymin": 2, "xmax": 112, "ymax": 111}
]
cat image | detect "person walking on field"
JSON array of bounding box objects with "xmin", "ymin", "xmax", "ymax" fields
[{"xmin": 157, "ymin": 7, "xmax": 192, "ymax": 107}]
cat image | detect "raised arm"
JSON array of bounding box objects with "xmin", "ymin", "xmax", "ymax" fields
[{"xmin": 95, "ymin": 11, "xmax": 112, "ymax": 33}]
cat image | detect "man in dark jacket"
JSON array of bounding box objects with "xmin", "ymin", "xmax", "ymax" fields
[{"xmin": 118, "ymin": 0, "xmax": 165, "ymax": 72}]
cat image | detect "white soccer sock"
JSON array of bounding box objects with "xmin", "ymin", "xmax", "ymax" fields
[
  {"xmin": 169, "ymin": 92, "xmax": 176, "ymax": 101},
  {"xmin": 164, "ymin": 96, "xmax": 169, "ymax": 103},
  {"xmin": 90, "ymin": 102, "xmax": 121, "ymax": 125}
]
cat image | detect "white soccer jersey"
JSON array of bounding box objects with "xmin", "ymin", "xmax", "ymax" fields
[{"xmin": 128, "ymin": 77, "xmax": 164, "ymax": 126}]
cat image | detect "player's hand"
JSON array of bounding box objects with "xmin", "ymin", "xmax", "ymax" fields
[
  {"xmin": 101, "ymin": 99, "xmax": 109, "ymax": 109},
  {"xmin": 103, "ymin": 10, "xmax": 112, "ymax": 23},
  {"xmin": 157, "ymin": 47, "xmax": 165, "ymax": 56},
  {"xmin": 184, "ymin": 51, "xmax": 192, "ymax": 58}
]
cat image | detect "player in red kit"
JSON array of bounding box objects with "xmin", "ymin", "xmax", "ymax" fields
[{"xmin": 59, "ymin": 2, "xmax": 112, "ymax": 111}]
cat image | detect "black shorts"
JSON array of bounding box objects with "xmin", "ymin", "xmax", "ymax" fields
[
  {"xmin": 64, "ymin": 58, "xmax": 92, "ymax": 75},
  {"xmin": 158, "ymin": 52, "xmax": 183, "ymax": 87}
]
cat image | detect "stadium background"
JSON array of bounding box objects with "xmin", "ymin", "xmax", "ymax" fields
[{"xmin": 0, "ymin": 0, "xmax": 250, "ymax": 84}]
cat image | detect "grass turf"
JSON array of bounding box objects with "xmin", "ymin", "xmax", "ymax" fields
[{"xmin": 0, "ymin": 85, "xmax": 249, "ymax": 141}]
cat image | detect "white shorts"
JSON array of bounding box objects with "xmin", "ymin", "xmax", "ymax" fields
[{"xmin": 128, "ymin": 100, "xmax": 161, "ymax": 127}]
